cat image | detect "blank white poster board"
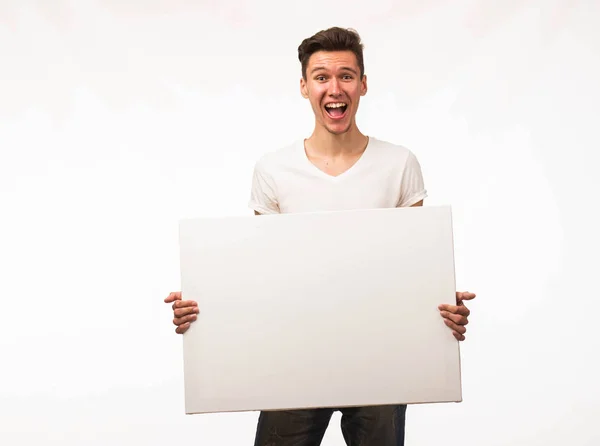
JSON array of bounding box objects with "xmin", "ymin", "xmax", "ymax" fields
[{"xmin": 179, "ymin": 206, "xmax": 461, "ymax": 415}]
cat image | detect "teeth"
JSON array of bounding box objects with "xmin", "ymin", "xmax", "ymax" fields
[{"xmin": 325, "ymin": 103, "xmax": 347, "ymax": 109}]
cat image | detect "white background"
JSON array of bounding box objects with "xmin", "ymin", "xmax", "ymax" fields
[{"xmin": 0, "ymin": 1, "xmax": 598, "ymax": 445}]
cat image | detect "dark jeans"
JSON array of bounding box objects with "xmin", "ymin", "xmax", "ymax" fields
[{"xmin": 253, "ymin": 404, "xmax": 407, "ymax": 446}]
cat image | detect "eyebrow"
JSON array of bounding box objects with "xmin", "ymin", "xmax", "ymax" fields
[{"xmin": 311, "ymin": 66, "xmax": 358, "ymax": 75}]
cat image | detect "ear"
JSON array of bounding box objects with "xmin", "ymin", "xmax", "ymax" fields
[
  {"xmin": 300, "ymin": 77, "xmax": 308, "ymax": 98},
  {"xmin": 360, "ymin": 74, "xmax": 368, "ymax": 96}
]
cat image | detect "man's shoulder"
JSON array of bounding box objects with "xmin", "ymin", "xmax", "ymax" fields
[
  {"xmin": 369, "ymin": 136, "xmax": 412, "ymax": 156},
  {"xmin": 253, "ymin": 139, "xmax": 303, "ymax": 172},
  {"xmin": 368, "ymin": 137, "xmax": 418, "ymax": 161}
]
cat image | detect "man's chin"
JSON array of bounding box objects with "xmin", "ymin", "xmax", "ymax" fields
[{"xmin": 325, "ymin": 122, "xmax": 352, "ymax": 135}]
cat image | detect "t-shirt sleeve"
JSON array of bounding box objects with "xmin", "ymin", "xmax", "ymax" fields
[
  {"xmin": 396, "ymin": 150, "xmax": 428, "ymax": 207},
  {"xmin": 248, "ymin": 158, "xmax": 280, "ymax": 214}
]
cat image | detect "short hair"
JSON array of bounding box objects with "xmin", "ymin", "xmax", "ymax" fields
[{"xmin": 297, "ymin": 27, "xmax": 365, "ymax": 79}]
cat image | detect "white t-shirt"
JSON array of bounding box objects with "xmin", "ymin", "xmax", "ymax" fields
[{"xmin": 248, "ymin": 136, "xmax": 427, "ymax": 215}]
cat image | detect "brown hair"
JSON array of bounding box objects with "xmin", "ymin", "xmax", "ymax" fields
[{"xmin": 297, "ymin": 27, "xmax": 365, "ymax": 79}]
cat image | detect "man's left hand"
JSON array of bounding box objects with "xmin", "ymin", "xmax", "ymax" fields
[{"xmin": 438, "ymin": 291, "xmax": 476, "ymax": 341}]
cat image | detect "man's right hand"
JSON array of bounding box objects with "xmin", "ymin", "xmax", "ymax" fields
[{"xmin": 164, "ymin": 291, "xmax": 199, "ymax": 334}]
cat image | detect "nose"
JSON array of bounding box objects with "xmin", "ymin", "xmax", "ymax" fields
[{"xmin": 328, "ymin": 78, "xmax": 342, "ymax": 97}]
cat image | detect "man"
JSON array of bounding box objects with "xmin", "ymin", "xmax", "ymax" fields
[{"xmin": 165, "ymin": 27, "xmax": 476, "ymax": 446}]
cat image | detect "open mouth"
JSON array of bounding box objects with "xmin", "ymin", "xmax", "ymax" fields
[{"xmin": 324, "ymin": 102, "xmax": 348, "ymax": 119}]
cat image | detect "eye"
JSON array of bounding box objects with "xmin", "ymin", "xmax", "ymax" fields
[
  {"xmin": 316, "ymin": 75, "xmax": 326, "ymax": 81},
  {"xmin": 342, "ymin": 75, "xmax": 353, "ymax": 80}
]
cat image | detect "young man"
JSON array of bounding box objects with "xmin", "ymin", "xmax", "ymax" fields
[{"xmin": 165, "ymin": 27, "xmax": 476, "ymax": 446}]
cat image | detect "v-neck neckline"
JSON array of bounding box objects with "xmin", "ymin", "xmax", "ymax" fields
[{"xmin": 301, "ymin": 136, "xmax": 372, "ymax": 181}]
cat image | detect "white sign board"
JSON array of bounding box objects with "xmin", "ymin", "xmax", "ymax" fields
[{"xmin": 179, "ymin": 206, "xmax": 461, "ymax": 414}]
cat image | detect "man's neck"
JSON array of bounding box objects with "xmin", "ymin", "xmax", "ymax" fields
[{"xmin": 305, "ymin": 123, "xmax": 368, "ymax": 158}]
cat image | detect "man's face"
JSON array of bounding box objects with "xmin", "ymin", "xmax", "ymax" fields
[{"xmin": 300, "ymin": 50, "xmax": 367, "ymax": 135}]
